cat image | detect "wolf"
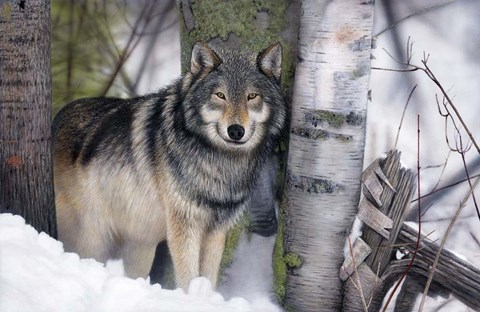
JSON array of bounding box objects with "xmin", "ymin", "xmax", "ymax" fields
[{"xmin": 52, "ymin": 42, "xmax": 286, "ymax": 289}]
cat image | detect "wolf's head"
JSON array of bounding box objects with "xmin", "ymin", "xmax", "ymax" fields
[{"xmin": 182, "ymin": 42, "xmax": 286, "ymax": 153}]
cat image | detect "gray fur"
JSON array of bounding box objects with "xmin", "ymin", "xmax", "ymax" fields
[{"xmin": 53, "ymin": 43, "xmax": 286, "ymax": 288}]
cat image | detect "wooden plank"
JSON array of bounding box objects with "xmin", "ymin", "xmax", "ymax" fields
[
  {"xmin": 343, "ymin": 150, "xmax": 480, "ymax": 311},
  {"xmin": 357, "ymin": 199, "xmax": 393, "ymax": 239},
  {"xmin": 362, "ymin": 151, "xmax": 416, "ymax": 276},
  {"xmin": 340, "ymin": 238, "xmax": 372, "ymax": 281},
  {"xmin": 342, "ymin": 263, "xmax": 383, "ymax": 312},
  {"xmin": 342, "ymin": 151, "xmax": 417, "ymax": 312},
  {"xmin": 361, "ymin": 158, "xmax": 396, "ymax": 207},
  {"xmin": 362, "ymin": 161, "xmax": 384, "ymax": 207},
  {"xmin": 394, "ymin": 275, "xmax": 424, "ymax": 312},
  {"xmin": 385, "ymin": 223, "xmax": 480, "ymax": 311}
]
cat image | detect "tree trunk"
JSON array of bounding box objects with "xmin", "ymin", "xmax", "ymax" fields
[
  {"xmin": 279, "ymin": 1, "xmax": 374, "ymax": 310},
  {"xmin": 0, "ymin": 0, "xmax": 56, "ymax": 237}
]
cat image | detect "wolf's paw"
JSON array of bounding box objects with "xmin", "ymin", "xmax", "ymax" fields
[{"xmin": 187, "ymin": 277, "xmax": 213, "ymax": 297}]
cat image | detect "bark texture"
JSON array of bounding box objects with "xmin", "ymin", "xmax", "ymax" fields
[
  {"xmin": 280, "ymin": 1, "xmax": 374, "ymax": 310},
  {"xmin": 0, "ymin": 0, "xmax": 56, "ymax": 237}
]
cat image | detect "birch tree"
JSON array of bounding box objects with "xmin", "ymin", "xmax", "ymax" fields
[
  {"xmin": 0, "ymin": 0, "xmax": 56, "ymax": 237},
  {"xmin": 277, "ymin": 1, "xmax": 375, "ymax": 310}
]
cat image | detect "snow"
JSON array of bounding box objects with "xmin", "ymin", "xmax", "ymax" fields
[
  {"xmin": 343, "ymin": 217, "xmax": 364, "ymax": 258},
  {"xmin": 0, "ymin": 213, "xmax": 280, "ymax": 312},
  {"xmin": 219, "ymin": 233, "xmax": 277, "ymax": 303}
]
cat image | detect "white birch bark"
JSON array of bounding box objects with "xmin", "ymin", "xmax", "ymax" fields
[{"xmin": 282, "ymin": 1, "xmax": 374, "ymax": 310}]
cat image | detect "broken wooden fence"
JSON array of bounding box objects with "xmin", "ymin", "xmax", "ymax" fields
[{"xmin": 340, "ymin": 150, "xmax": 480, "ymax": 311}]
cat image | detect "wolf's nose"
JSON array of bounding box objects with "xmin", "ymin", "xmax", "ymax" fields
[{"xmin": 227, "ymin": 124, "xmax": 245, "ymax": 141}]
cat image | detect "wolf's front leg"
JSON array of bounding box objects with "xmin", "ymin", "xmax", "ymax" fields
[
  {"xmin": 166, "ymin": 209, "xmax": 204, "ymax": 289},
  {"xmin": 120, "ymin": 242, "xmax": 157, "ymax": 279},
  {"xmin": 200, "ymin": 229, "xmax": 227, "ymax": 288}
]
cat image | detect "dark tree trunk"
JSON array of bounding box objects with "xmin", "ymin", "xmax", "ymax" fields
[{"xmin": 0, "ymin": 0, "xmax": 56, "ymax": 237}]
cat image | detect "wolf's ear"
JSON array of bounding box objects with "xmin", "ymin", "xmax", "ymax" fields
[
  {"xmin": 190, "ymin": 43, "xmax": 222, "ymax": 74},
  {"xmin": 257, "ymin": 42, "xmax": 282, "ymax": 82}
]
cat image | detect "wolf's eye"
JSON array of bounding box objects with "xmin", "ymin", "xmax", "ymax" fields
[
  {"xmin": 215, "ymin": 92, "xmax": 226, "ymax": 100},
  {"xmin": 247, "ymin": 93, "xmax": 258, "ymax": 100}
]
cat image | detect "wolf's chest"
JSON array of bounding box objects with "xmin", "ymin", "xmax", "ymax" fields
[{"xmin": 162, "ymin": 155, "xmax": 254, "ymax": 226}]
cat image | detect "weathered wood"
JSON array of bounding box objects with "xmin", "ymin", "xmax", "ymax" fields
[
  {"xmin": 282, "ymin": 1, "xmax": 374, "ymax": 310},
  {"xmin": 362, "ymin": 151, "xmax": 416, "ymax": 276},
  {"xmin": 342, "ymin": 263, "xmax": 382, "ymax": 312},
  {"xmin": 361, "ymin": 158, "xmax": 395, "ymax": 207},
  {"xmin": 392, "ymin": 274, "xmax": 449, "ymax": 312},
  {"xmin": 394, "ymin": 276, "xmax": 423, "ymax": 312},
  {"xmin": 386, "ymin": 223, "xmax": 480, "ymax": 311},
  {"xmin": 357, "ymin": 199, "xmax": 393, "ymax": 239},
  {"xmin": 342, "ymin": 151, "xmax": 416, "ymax": 312},
  {"xmin": 342, "ymin": 151, "xmax": 480, "ymax": 311},
  {"xmin": 340, "ymin": 238, "xmax": 372, "ymax": 281}
]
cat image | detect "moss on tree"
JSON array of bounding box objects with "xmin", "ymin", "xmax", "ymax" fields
[
  {"xmin": 178, "ymin": 0, "xmax": 295, "ymax": 93},
  {"xmin": 273, "ymin": 214, "xmax": 287, "ymax": 303}
]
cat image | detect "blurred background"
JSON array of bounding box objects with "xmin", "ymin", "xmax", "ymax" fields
[
  {"xmin": 51, "ymin": 0, "xmax": 480, "ymax": 310},
  {"xmin": 369, "ymin": 1, "xmax": 480, "ymax": 310}
]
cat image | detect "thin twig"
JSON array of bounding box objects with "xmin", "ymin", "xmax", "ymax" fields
[
  {"xmin": 421, "ymin": 163, "xmax": 445, "ymax": 171},
  {"xmin": 367, "ymin": 262, "xmax": 381, "ymax": 308},
  {"xmin": 371, "ymin": 67, "xmax": 420, "ymax": 73},
  {"xmin": 412, "ymin": 173, "xmax": 480, "ymax": 203},
  {"xmin": 347, "ymin": 236, "xmax": 369, "ymax": 312},
  {"xmin": 421, "ymin": 60, "xmax": 480, "ymax": 155},
  {"xmin": 421, "ymin": 213, "xmax": 475, "ymax": 223},
  {"xmin": 430, "ymin": 150, "xmax": 451, "ymax": 192},
  {"xmin": 101, "ymin": 1, "xmax": 155, "ymax": 96},
  {"xmin": 374, "ymin": 46, "xmax": 479, "ymax": 155},
  {"xmin": 461, "ymin": 148, "xmax": 480, "ymax": 219},
  {"xmin": 394, "ymin": 85, "xmax": 417, "ymax": 150},
  {"xmin": 375, "ymin": 1, "xmax": 456, "ymax": 37}
]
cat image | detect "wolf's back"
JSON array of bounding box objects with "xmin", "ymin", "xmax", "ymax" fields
[{"xmin": 53, "ymin": 97, "xmax": 140, "ymax": 167}]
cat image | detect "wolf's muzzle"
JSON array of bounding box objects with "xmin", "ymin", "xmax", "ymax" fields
[{"xmin": 227, "ymin": 124, "xmax": 245, "ymax": 141}]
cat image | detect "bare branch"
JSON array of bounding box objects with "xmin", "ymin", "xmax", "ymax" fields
[
  {"xmin": 460, "ymin": 147, "xmax": 480, "ymax": 220},
  {"xmin": 412, "ymin": 174, "xmax": 480, "ymax": 204},
  {"xmin": 101, "ymin": 1, "xmax": 156, "ymax": 95},
  {"xmin": 394, "ymin": 84, "xmax": 417, "ymax": 150},
  {"xmin": 347, "ymin": 236, "xmax": 369, "ymax": 312},
  {"xmin": 375, "ymin": 1, "xmax": 456, "ymax": 37},
  {"xmin": 420, "ymin": 60, "xmax": 480, "ymax": 155}
]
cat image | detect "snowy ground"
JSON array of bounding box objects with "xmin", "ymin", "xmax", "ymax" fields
[
  {"xmin": 0, "ymin": 214, "xmax": 280, "ymax": 312},
  {"xmin": 3, "ymin": 1, "xmax": 479, "ymax": 311}
]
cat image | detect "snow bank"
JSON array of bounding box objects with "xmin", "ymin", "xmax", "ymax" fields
[{"xmin": 0, "ymin": 213, "xmax": 280, "ymax": 312}]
